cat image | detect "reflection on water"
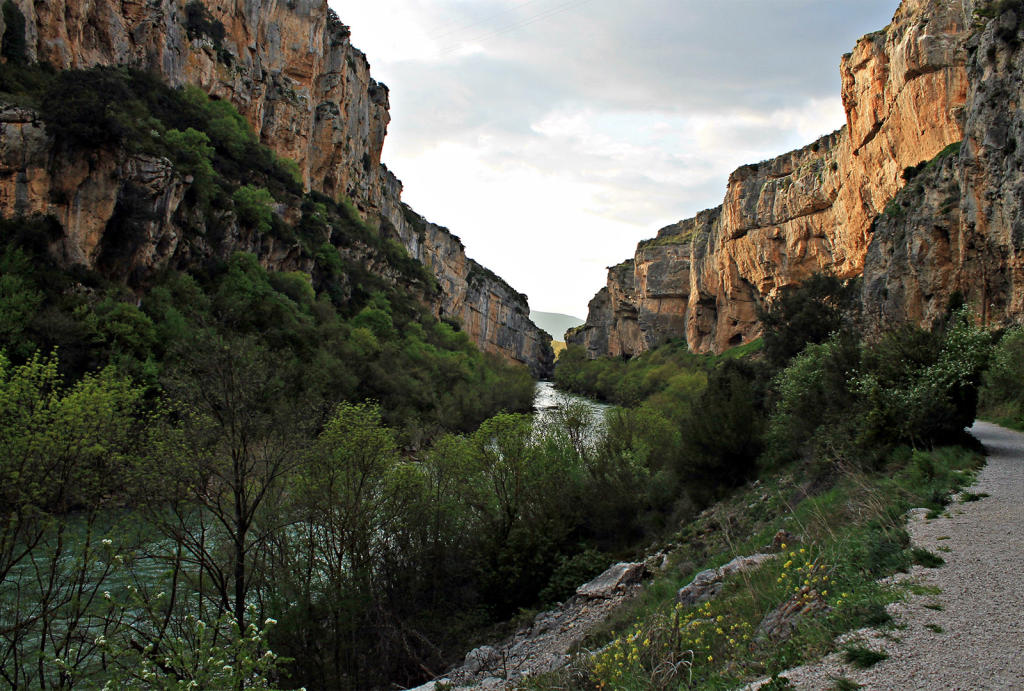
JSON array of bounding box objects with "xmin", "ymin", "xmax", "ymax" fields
[
  {"xmin": 533, "ymin": 380, "xmax": 610, "ymax": 439},
  {"xmin": 533, "ymin": 381, "xmax": 608, "ymax": 414}
]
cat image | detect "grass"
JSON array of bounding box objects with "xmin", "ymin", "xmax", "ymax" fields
[
  {"xmin": 830, "ymin": 676, "xmax": 863, "ymax": 690},
  {"xmin": 960, "ymin": 491, "xmax": 989, "ymax": 502},
  {"xmin": 923, "ymin": 602, "xmax": 944, "ymax": 611},
  {"xmin": 842, "ymin": 644, "xmax": 889, "ymax": 668},
  {"xmin": 911, "ymin": 548, "xmax": 945, "ymax": 568},
  {"xmin": 637, "ymin": 230, "xmax": 696, "ymax": 249},
  {"xmin": 539, "ymin": 444, "xmax": 985, "ymax": 689},
  {"xmin": 924, "ymin": 624, "xmax": 945, "ymax": 633},
  {"xmin": 720, "ymin": 337, "xmax": 765, "ymax": 360}
]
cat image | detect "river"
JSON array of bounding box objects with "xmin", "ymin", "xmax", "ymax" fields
[{"xmin": 532, "ymin": 380, "xmax": 610, "ymax": 438}]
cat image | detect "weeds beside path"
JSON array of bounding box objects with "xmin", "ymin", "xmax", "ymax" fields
[{"xmin": 762, "ymin": 421, "xmax": 1024, "ymax": 689}]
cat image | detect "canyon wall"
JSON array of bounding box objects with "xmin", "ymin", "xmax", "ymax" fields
[
  {"xmin": 571, "ymin": 0, "xmax": 976, "ymax": 356},
  {"xmin": 864, "ymin": 2, "xmax": 1024, "ymax": 332},
  {"xmin": 0, "ymin": 0, "xmax": 552, "ymax": 375}
]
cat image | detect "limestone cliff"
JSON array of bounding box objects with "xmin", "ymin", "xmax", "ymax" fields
[
  {"xmin": 863, "ymin": 1, "xmax": 1024, "ymax": 333},
  {"xmin": 0, "ymin": 0, "xmax": 552, "ymax": 376},
  {"xmin": 570, "ymin": 0, "xmax": 975, "ymax": 356}
]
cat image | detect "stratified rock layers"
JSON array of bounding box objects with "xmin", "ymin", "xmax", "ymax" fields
[
  {"xmin": 0, "ymin": 0, "xmax": 552, "ymax": 376},
  {"xmin": 571, "ymin": 0, "xmax": 978, "ymax": 356}
]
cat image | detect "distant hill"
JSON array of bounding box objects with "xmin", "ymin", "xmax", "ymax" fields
[{"xmin": 531, "ymin": 312, "xmax": 585, "ymax": 340}]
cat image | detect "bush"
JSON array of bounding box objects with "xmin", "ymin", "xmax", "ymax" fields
[
  {"xmin": 185, "ymin": 1, "xmax": 226, "ymax": 48},
  {"xmin": 980, "ymin": 326, "xmax": 1024, "ymax": 427},
  {"xmin": 681, "ymin": 359, "xmax": 766, "ymax": 502},
  {"xmin": 164, "ymin": 127, "xmax": 217, "ymax": 202},
  {"xmin": 40, "ymin": 68, "xmax": 143, "ymax": 148},
  {"xmin": 1, "ymin": 0, "xmax": 27, "ymax": 65},
  {"xmin": 759, "ymin": 273, "xmax": 860, "ymax": 368},
  {"xmin": 765, "ymin": 312, "xmax": 990, "ymax": 472},
  {"xmin": 232, "ymin": 185, "xmax": 275, "ymax": 233}
]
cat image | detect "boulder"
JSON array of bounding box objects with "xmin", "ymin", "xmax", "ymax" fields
[
  {"xmin": 677, "ymin": 553, "xmax": 774, "ymax": 605},
  {"xmin": 576, "ymin": 562, "xmax": 645, "ymax": 599},
  {"xmin": 756, "ymin": 588, "xmax": 831, "ymax": 642},
  {"xmin": 463, "ymin": 645, "xmax": 499, "ymax": 675}
]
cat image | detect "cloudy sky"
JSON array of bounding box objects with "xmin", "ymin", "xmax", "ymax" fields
[{"xmin": 331, "ymin": 0, "xmax": 898, "ymax": 320}]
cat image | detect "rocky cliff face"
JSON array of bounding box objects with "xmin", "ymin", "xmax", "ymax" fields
[
  {"xmin": 0, "ymin": 0, "xmax": 552, "ymax": 376},
  {"xmin": 864, "ymin": 1, "xmax": 1024, "ymax": 333},
  {"xmin": 570, "ymin": 0, "xmax": 975, "ymax": 356}
]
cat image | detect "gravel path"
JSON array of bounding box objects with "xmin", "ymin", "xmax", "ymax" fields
[{"xmin": 757, "ymin": 421, "xmax": 1024, "ymax": 690}]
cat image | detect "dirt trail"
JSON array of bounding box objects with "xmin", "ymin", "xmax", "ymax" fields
[{"xmin": 761, "ymin": 421, "xmax": 1024, "ymax": 689}]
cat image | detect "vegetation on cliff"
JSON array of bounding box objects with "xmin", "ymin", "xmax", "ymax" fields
[{"xmin": 0, "ymin": 58, "xmax": 575, "ymax": 689}]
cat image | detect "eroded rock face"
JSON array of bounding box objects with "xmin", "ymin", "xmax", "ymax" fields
[
  {"xmin": 0, "ymin": 0, "xmax": 552, "ymax": 375},
  {"xmin": 572, "ymin": 0, "xmax": 973, "ymax": 357},
  {"xmin": 863, "ymin": 3, "xmax": 1024, "ymax": 333}
]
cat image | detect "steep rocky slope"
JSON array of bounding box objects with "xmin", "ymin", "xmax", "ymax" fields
[
  {"xmin": 0, "ymin": 0, "xmax": 552, "ymax": 375},
  {"xmin": 571, "ymin": 0, "xmax": 980, "ymax": 357},
  {"xmin": 864, "ymin": 2, "xmax": 1024, "ymax": 332}
]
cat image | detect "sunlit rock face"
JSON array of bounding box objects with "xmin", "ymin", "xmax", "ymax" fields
[
  {"xmin": 863, "ymin": 2, "xmax": 1024, "ymax": 334},
  {"xmin": 0, "ymin": 0, "xmax": 552, "ymax": 375},
  {"xmin": 572, "ymin": 0, "xmax": 974, "ymax": 357}
]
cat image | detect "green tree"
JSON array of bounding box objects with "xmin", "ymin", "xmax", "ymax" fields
[
  {"xmin": 232, "ymin": 185, "xmax": 276, "ymax": 234},
  {"xmin": 279, "ymin": 402, "xmax": 403, "ymax": 688},
  {"xmin": 0, "ymin": 351, "xmax": 148, "ymax": 688},
  {"xmin": 154, "ymin": 333, "xmax": 308, "ymax": 633},
  {"xmin": 759, "ymin": 273, "xmax": 860, "ymax": 367},
  {"xmin": 164, "ymin": 127, "xmax": 218, "ymax": 205},
  {"xmin": 0, "ymin": 248, "xmax": 42, "ymax": 358},
  {"xmin": 681, "ymin": 359, "xmax": 765, "ymax": 502},
  {"xmin": 980, "ymin": 326, "xmax": 1024, "ymax": 425}
]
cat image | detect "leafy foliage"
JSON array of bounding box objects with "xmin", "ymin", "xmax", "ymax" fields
[
  {"xmin": 233, "ymin": 184, "xmax": 276, "ymax": 233},
  {"xmin": 765, "ymin": 312, "xmax": 991, "ymax": 471},
  {"xmin": 758, "ymin": 273, "xmax": 860, "ymax": 368},
  {"xmin": 979, "ymin": 326, "xmax": 1024, "ymax": 428},
  {"xmin": 1, "ymin": 0, "xmax": 27, "ymax": 65}
]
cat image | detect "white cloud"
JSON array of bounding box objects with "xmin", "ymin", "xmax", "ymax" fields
[{"xmin": 331, "ymin": 0, "xmax": 898, "ymax": 317}]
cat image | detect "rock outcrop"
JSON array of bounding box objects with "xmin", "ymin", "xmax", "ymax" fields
[
  {"xmin": 0, "ymin": 0, "xmax": 552, "ymax": 375},
  {"xmin": 571, "ymin": 0, "xmax": 977, "ymax": 356},
  {"xmin": 863, "ymin": 2, "xmax": 1024, "ymax": 332},
  {"xmin": 676, "ymin": 553, "xmax": 775, "ymax": 607}
]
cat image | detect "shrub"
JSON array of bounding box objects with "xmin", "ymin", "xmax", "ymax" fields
[
  {"xmin": 1, "ymin": 0, "xmax": 27, "ymax": 65},
  {"xmin": 185, "ymin": 1, "xmax": 226, "ymax": 48},
  {"xmin": 164, "ymin": 127, "xmax": 217, "ymax": 201},
  {"xmin": 40, "ymin": 68, "xmax": 141, "ymax": 148},
  {"xmin": 681, "ymin": 359, "xmax": 765, "ymax": 501},
  {"xmin": 980, "ymin": 326, "xmax": 1024, "ymax": 426},
  {"xmin": 232, "ymin": 185, "xmax": 275, "ymax": 233},
  {"xmin": 759, "ymin": 273, "xmax": 860, "ymax": 368}
]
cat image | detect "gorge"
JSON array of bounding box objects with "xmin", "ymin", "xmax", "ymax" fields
[{"xmin": 569, "ymin": 0, "xmax": 1024, "ymax": 358}]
